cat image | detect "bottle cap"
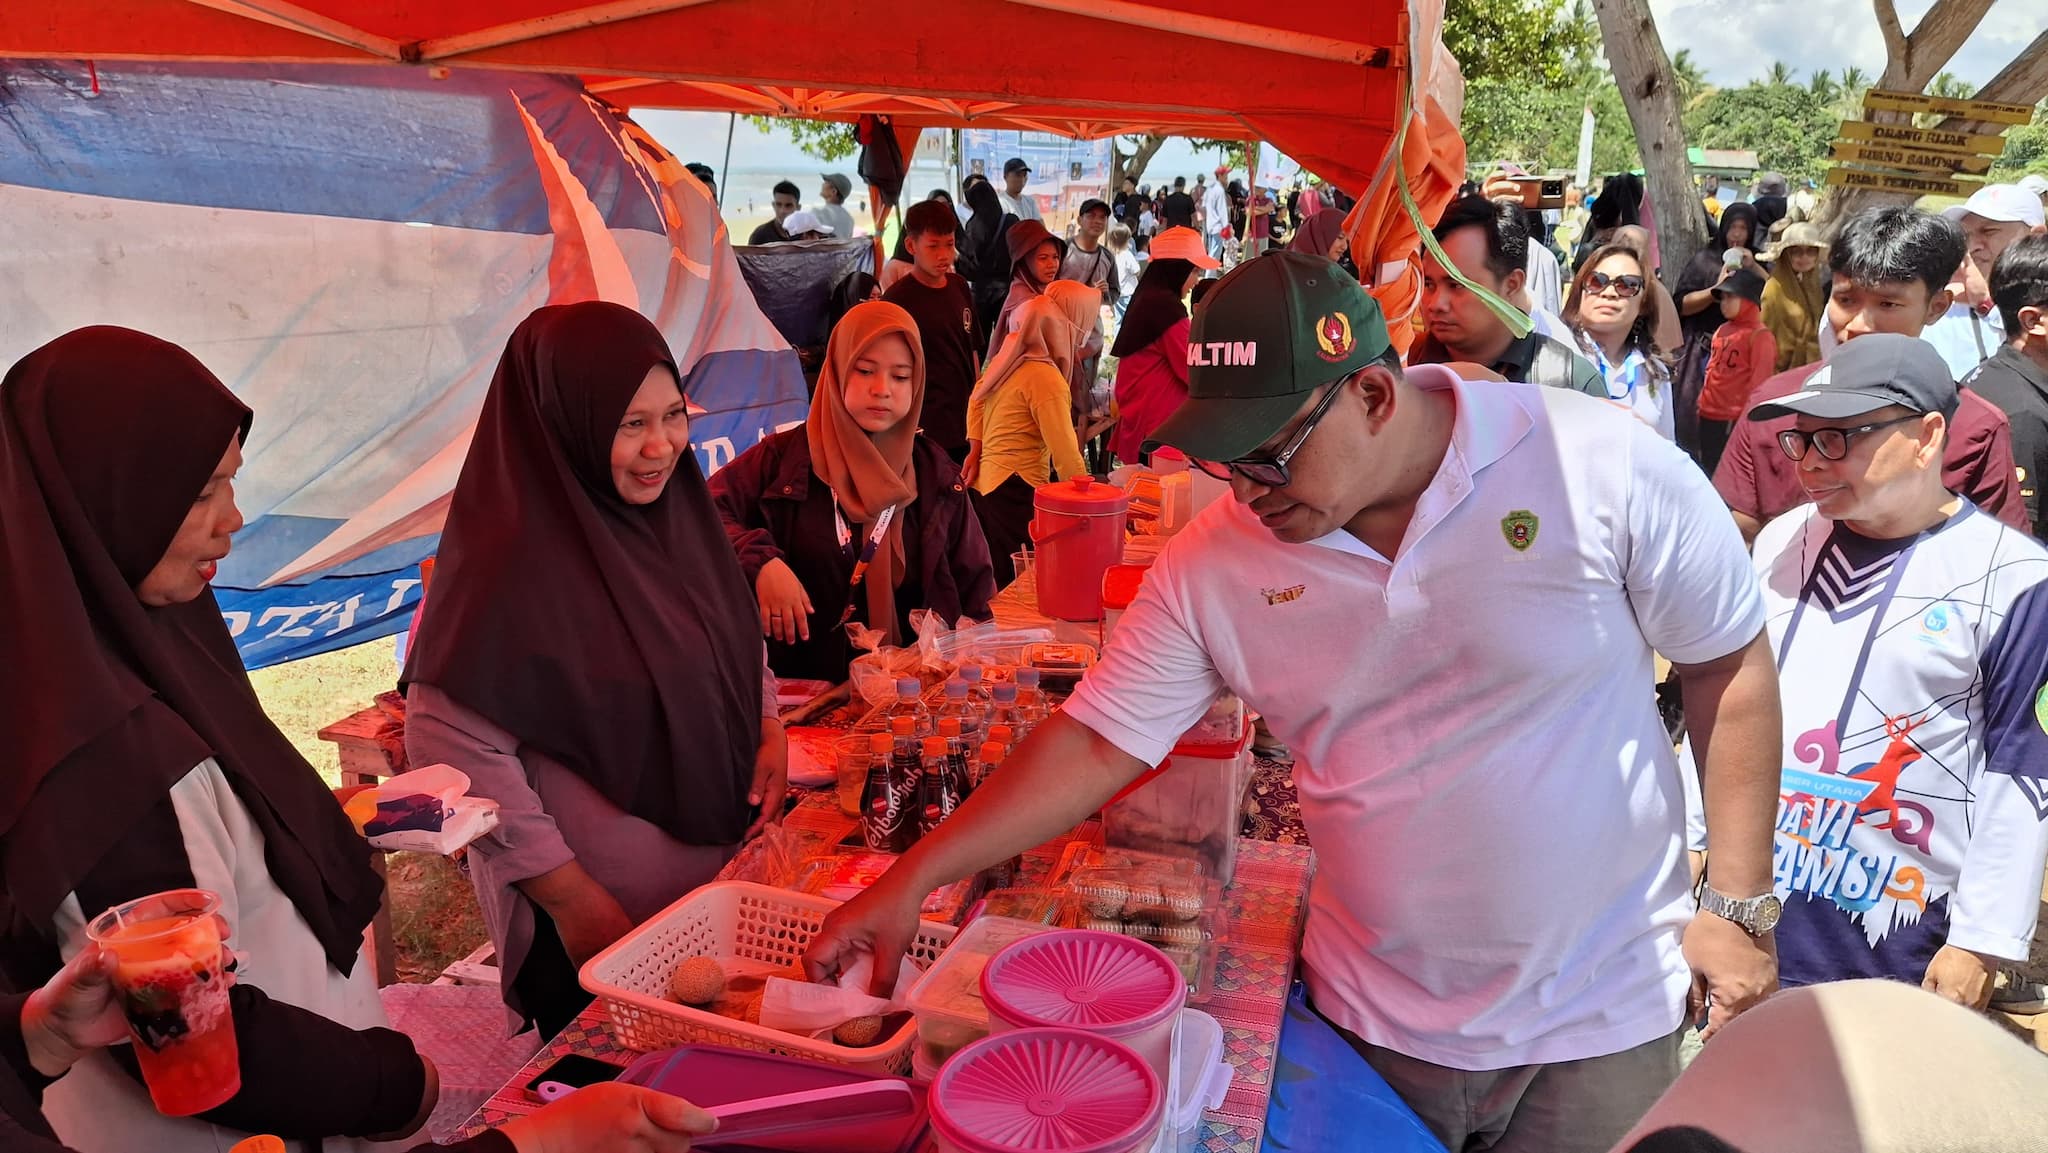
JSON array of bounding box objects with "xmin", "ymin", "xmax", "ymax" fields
[
  {"xmin": 938, "ymin": 717, "xmax": 962, "ymax": 737},
  {"xmin": 896, "ymin": 677, "xmax": 922, "ymax": 697},
  {"xmin": 993, "ymin": 683, "xmax": 1018, "ymax": 701},
  {"xmin": 960, "ymin": 664, "xmax": 985, "ymax": 683},
  {"xmin": 232, "ymin": 1140, "xmax": 288, "ymax": 1153},
  {"xmin": 990, "ymin": 725, "xmax": 1014, "ymax": 743},
  {"xmin": 979, "ymin": 742, "xmax": 1006, "ymax": 762},
  {"xmin": 923, "ymin": 736, "xmax": 948, "ymax": 756},
  {"xmin": 891, "ymin": 716, "xmax": 915, "ymax": 736},
  {"xmin": 869, "ymin": 733, "xmax": 893, "ymax": 754},
  {"xmin": 946, "ymin": 678, "xmax": 969, "ymax": 698},
  {"xmin": 1015, "ymin": 667, "xmax": 1042, "ymax": 687}
]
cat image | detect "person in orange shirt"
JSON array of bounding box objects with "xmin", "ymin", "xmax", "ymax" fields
[{"xmin": 1696, "ymin": 269, "xmax": 1777, "ymax": 474}]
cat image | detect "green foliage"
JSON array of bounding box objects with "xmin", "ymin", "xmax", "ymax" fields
[
  {"xmin": 1683, "ymin": 77, "xmax": 1841, "ymax": 183},
  {"xmin": 1442, "ymin": 0, "xmax": 1599, "ymax": 87},
  {"xmin": 1990, "ymin": 102, "xmax": 2048, "ymax": 181},
  {"xmin": 744, "ymin": 116, "xmax": 858, "ymax": 161},
  {"xmin": 1460, "ymin": 77, "xmax": 1641, "ymax": 176}
]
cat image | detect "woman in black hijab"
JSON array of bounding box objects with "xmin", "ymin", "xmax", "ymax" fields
[
  {"xmin": 403, "ymin": 302, "xmax": 786, "ymax": 1038},
  {"xmin": 1670, "ymin": 202, "xmax": 1766, "ymax": 458},
  {"xmin": 0, "ymin": 328, "xmax": 433, "ymax": 1151},
  {"xmin": 961, "ymin": 178, "xmax": 1017, "ymax": 348}
]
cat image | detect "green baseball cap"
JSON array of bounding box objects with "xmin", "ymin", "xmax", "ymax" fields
[{"xmin": 1146, "ymin": 251, "xmax": 1389, "ymax": 462}]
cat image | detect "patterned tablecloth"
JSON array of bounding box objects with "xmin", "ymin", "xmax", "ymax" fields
[{"xmin": 458, "ymin": 814, "xmax": 1315, "ymax": 1151}]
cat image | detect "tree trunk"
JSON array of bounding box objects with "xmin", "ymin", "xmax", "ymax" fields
[
  {"xmin": 1109, "ymin": 133, "xmax": 1169, "ymax": 193},
  {"xmin": 1587, "ymin": 0, "xmax": 1709, "ymax": 288},
  {"xmin": 1935, "ymin": 27, "xmax": 2048, "ymax": 133},
  {"xmin": 1816, "ymin": 0, "xmax": 2003, "ymax": 229}
]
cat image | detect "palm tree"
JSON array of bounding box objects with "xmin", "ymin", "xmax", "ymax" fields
[
  {"xmin": 1671, "ymin": 49, "xmax": 1710, "ymax": 110},
  {"xmin": 1808, "ymin": 69, "xmax": 1840, "ymax": 106},
  {"xmin": 1766, "ymin": 60, "xmax": 1796, "ymax": 87},
  {"xmin": 1929, "ymin": 71, "xmax": 1976, "ymax": 100},
  {"xmin": 1836, "ymin": 65, "xmax": 1872, "ymax": 118}
]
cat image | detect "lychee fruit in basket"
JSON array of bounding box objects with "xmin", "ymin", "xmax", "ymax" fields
[
  {"xmin": 667, "ymin": 956, "xmax": 726, "ymax": 1005},
  {"xmin": 833, "ymin": 1014, "xmax": 883, "ymax": 1047}
]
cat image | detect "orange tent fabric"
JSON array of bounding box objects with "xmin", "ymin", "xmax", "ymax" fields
[{"xmin": 0, "ymin": 0, "xmax": 1463, "ymax": 346}]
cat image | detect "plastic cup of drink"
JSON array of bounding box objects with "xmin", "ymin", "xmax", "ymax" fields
[
  {"xmin": 86, "ymin": 889, "xmax": 240, "ymax": 1116},
  {"xmin": 835, "ymin": 733, "xmax": 874, "ymax": 816},
  {"xmin": 1011, "ymin": 550, "xmax": 1035, "ymax": 581}
]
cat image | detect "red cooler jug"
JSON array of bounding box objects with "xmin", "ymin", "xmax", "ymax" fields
[{"xmin": 1029, "ymin": 477, "xmax": 1129, "ymax": 621}]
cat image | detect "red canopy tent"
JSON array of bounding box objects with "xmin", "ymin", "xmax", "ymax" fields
[{"xmin": 0, "ymin": 0, "xmax": 1466, "ymax": 344}]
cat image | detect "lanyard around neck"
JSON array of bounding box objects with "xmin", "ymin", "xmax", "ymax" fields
[{"xmin": 833, "ymin": 501, "xmax": 898, "ymax": 629}]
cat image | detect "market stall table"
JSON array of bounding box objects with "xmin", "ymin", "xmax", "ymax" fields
[{"xmin": 456, "ymin": 793, "xmax": 1314, "ymax": 1151}]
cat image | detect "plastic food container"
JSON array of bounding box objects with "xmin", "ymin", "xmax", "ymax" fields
[
  {"xmin": 905, "ymin": 916, "xmax": 1055, "ymax": 1069},
  {"xmin": 1101, "ymin": 703, "xmax": 1254, "ymax": 885},
  {"xmin": 616, "ymin": 1045, "xmax": 930, "ymax": 1153},
  {"xmin": 929, "ymin": 1027, "xmax": 1164, "ymax": 1153},
  {"xmin": 1153, "ymin": 1010, "xmax": 1231, "ymax": 1153},
  {"xmin": 1030, "ymin": 477, "xmax": 1130, "ymax": 622},
  {"xmin": 980, "ymin": 929, "xmax": 1186, "ymax": 1084}
]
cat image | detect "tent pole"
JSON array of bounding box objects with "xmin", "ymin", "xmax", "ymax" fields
[{"xmin": 719, "ymin": 113, "xmax": 735, "ymax": 209}]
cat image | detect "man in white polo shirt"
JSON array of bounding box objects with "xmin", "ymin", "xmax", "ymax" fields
[{"xmin": 809, "ymin": 253, "xmax": 1786, "ymax": 1151}]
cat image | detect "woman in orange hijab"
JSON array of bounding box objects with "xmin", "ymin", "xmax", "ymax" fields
[{"xmin": 714, "ymin": 301, "xmax": 995, "ymax": 680}]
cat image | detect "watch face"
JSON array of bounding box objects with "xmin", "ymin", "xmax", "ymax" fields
[{"xmin": 1754, "ymin": 894, "xmax": 1783, "ymax": 933}]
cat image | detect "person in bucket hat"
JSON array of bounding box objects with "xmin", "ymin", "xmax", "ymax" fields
[{"xmin": 811, "ymin": 251, "xmax": 1789, "ymax": 1153}]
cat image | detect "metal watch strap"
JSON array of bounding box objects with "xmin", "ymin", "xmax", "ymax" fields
[{"xmin": 1700, "ymin": 886, "xmax": 1779, "ymax": 936}]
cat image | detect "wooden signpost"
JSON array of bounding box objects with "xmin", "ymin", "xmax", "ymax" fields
[{"xmin": 1823, "ymin": 89, "xmax": 2036, "ymax": 200}]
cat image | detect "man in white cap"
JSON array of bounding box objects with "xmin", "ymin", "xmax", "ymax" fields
[
  {"xmin": 1924, "ymin": 184, "xmax": 2048, "ymax": 379},
  {"xmin": 1743, "ymin": 333, "xmax": 2048, "ymax": 1008}
]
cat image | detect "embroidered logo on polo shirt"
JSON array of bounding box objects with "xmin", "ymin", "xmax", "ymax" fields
[
  {"xmin": 1261, "ymin": 584, "xmax": 1307, "ymax": 605},
  {"xmin": 1314, "ymin": 312, "xmax": 1354, "ymax": 362},
  {"xmin": 2035, "ymin": 682, "xmax": 2048, "ymax": 737},
  {"xmin": 1501, "ymin": 509, "xmax": 1539, "ymax": 552}
]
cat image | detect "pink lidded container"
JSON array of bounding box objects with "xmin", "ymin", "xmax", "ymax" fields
[
  {"xmin": 980, "ymin": 929, "xmax": 1186, "ymax": 1083},
  {"xmin": 929, "ymin": 1027, "xmax": 1164, "ymax": 1153}
]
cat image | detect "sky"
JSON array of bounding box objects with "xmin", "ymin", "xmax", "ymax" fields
[{"xmin": 1647, "ymin": 0, "xmax": 2043, "ymax": 89}]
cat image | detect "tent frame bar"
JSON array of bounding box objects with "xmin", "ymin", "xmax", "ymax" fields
[
  {"xmin": 415, "ymin": 0, "xmax": 722, "ymax": 60},
  {"xmin": 1002, "ymin": 0, "xmax": 1394, "ymax": 68},
  {"xmin": 179, "ymin": 0, "xmax": 404, "ymax": 59}
]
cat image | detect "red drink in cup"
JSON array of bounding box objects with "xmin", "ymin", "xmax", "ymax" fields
[{"xmin": 86, "ymin": 889, "xmax": 241, "ymax": 1116}]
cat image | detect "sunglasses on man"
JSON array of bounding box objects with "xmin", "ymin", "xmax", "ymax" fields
[
  {"xmin": 1191, "ymin": 369, "xmax": 1356, "ymax": 489},
  {"xmin": 1775, "ymin": 413, "xmax": 1923, "ymax": 461}
]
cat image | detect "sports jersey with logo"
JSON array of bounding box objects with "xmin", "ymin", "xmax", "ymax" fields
[{"xmin": 1755, "ymin": 503, "xmax": 2048, "ymax": 986}]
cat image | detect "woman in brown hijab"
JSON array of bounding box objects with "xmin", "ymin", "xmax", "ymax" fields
[
  {"xmin": 0, "ymin": 328, "xmax": 434, "ymax": 1152},
  {"xmin": 712, "ymin": 301, "xmax": 995, "ymax": 681},
  {"xmin": 403, "ymin": 302, "xmax": 787, "ymax": 1039}
]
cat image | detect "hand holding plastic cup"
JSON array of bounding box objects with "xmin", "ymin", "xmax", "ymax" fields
[{"xmin": 86, "ymin": 889, "xmax": 241, "ymax": 1116}]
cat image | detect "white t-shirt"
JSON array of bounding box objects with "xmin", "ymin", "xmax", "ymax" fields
[
  {"xmin": 1527, "ymin": 304, "xmax": 1568, "ymax": 343},
  {"xmin": 1921, "ymin": 303, "xmax": 2005, "ymax": 382},
  {"xmin": 1063, "ymin": 367, "xmax": 1767, "ymax": 1070},
  {"xmin": 998, "ymin": 189, "xmax": 1041, "ymax": 223},
  {"xmin": 1526, "ymin": 243, "xmax": 1564, "ymax": 316},
  {"xmin": 1753, "ymin": 503, "xmax": 2048, "ymax": 986},
  {"xmin": 1203, "ymin": 183, "xmax": 1229, "ymax": 238}
]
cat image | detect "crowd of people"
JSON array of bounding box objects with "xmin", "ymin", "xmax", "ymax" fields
[{"xmin": 3, "ymin": 140, "xmax": 2048, "ymax": 1153}]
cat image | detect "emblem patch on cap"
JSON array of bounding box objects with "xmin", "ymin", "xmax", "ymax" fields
[
  {"xmin": 1501, "ymin": 509, "xmax": 1539, "ymax": 552},
  {"xmin": 1315, "ymin": 312, "xmax": 1355, "ymax": 362}
]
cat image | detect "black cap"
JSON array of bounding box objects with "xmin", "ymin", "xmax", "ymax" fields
[
  {"xmin": 1747, "ymin": 333, "xmax": 1959, "ymax": 422},
  {"xmin": 1003, "ymin": 157, "xmax": 1032, "ymax": 176},
  {"xmin": 1077, "ymin": 198, "xmax": 1111, "ymax": 218},
  {"xmin": 1146, "ymin": 252, "xmax": 1390, "ymax": 461},
  {"xmin": 1713, "ymin": 268, "xmax": 1767, "ymax": 307}
]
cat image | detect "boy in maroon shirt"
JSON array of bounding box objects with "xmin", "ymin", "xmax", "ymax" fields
[{"xmin": 1714, "ymin": 207, "xmax": 2028, "ymax": 543}]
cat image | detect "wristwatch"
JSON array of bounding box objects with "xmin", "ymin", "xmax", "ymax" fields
[{"xmin": 1699, "ymin": 885, "xmax": 1782, "ymax": 936}]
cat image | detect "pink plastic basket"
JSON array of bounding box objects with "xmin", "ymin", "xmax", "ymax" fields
[
  {"xmin": 929, "ymin": 1027, "xmax": 1163, "ymax": 1153},
  {"xmin": 979, "ymin": 929, "xmax": 1186, "ymax": 1082}
]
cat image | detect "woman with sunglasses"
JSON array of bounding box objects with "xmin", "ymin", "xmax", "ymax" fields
[{"xmin": 1562, "ymin": 244, "xmax": 1676, "ymax": 440}]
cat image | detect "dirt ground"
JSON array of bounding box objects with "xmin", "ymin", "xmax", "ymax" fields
[{"xmin": 248, "ymin": 638, "xmax": 487, "ymax": 981}]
